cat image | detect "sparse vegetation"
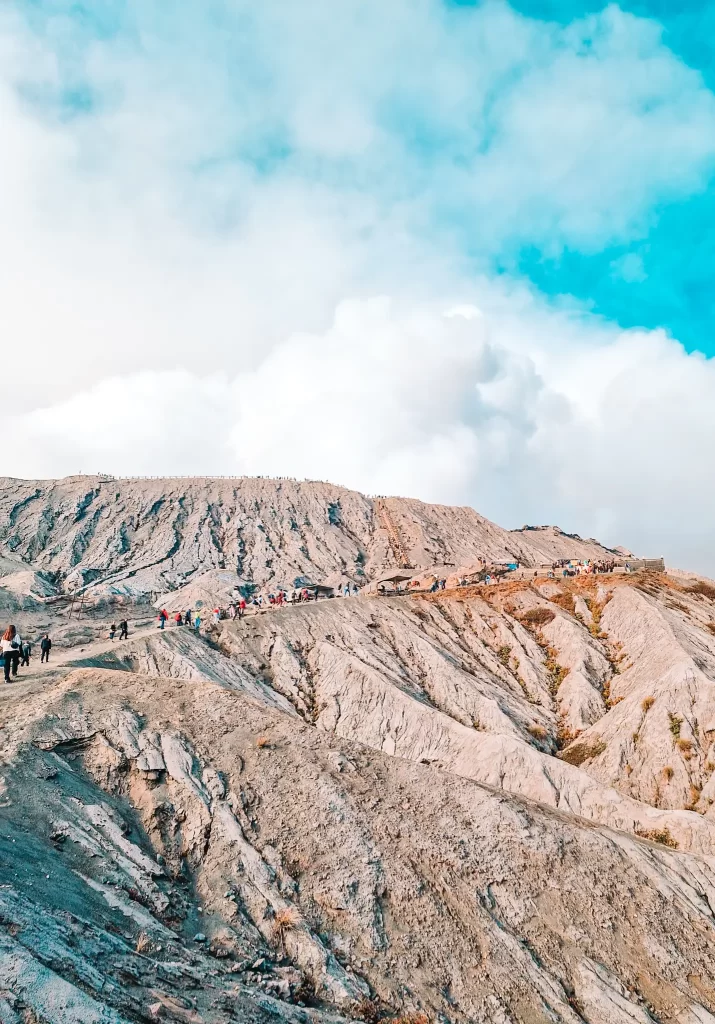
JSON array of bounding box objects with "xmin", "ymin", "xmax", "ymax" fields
[
  {"xmin": 634, "ymin": 826, "xmax": 679, "ymax": 849},
  {"xmin": 663, "ymin": 766, "xmax": 674, "ymax": 781},
  {"xmin": 519, "ymin": 607, "xmax": 556, "ymax": 627},
  {"xmin": 686, "ymin": 783, "xmax": 702, "ymax": 810},
  {"xmin": 256, "ymin": 735, "xmax": 271, "ymax": 749},
  {"xmin": 548, "ymin": 592, "xmax": 575, "ymax": 615},
  {"xmin": 677, "ymin": 738, "xmax": 693, "ymax": 759},
  {"xmin": 668, "ymin": 713, "xmax": 683, "ymax": 740},
  {"xmin": 689, "ymin": 581, "xmax": 715, "ymax": 600},
  {"xmin": 641, "ymin": 696, "xmax": 655, "ymax": 712},
  {"xmin": 559, "ymin": 739, "xmax": 606, "ymax": 766},
  {"xmin": 135, "ymin": 931, "xmax": 150, "ymax": 953},
  {"xmin": 527, "ymin": 724, "xmax": 548, "ymax": 742},
  {"xmin": 273, "ymin": 906, "xmax": 300, "ymax": 953},
  {"xmin": 497, "ymin": 645, "xmax": 512, "ymax": 666}
]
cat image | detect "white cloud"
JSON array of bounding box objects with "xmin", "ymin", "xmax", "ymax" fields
[{"xmin": 7, "ymin": 291, "xmax": 715, "ymax": 574}]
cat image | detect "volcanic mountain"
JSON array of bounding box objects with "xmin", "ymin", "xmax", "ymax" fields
[{"xmin": 1, "ymin": 475, "xmax": 715, "ymax": 1024}]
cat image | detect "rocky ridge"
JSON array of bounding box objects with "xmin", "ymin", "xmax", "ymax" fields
[
  {"xmin": 0, "ymin": 476, "xmax": 620, "ymax": 604},
  {"xmin": 2, "ymin": 476, "xmax": 715, "ymax": 1023}
]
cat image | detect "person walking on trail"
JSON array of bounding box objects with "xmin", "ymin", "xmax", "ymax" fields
[
  {"xmin": 119, "ymin": 620, "xmax": 128, "ymax": 640},
  {"xmin": 194, "ymin": 614, "xmax": 201, "ymax": 632},
  {"xmin": 343, "ymin": 583, "xmax": 350, "ymax": 598},
  {"xmin": 2, "ymin": 626, "xmax": 20, "ymax": 683},
  {"xmin": 109, "ymin": 623, "xmax": 117, "ymax": 641},
  {"xmin": 158, "ymin": 609, "xmax": 168, "ymax": 630},
  {"xmin": 40, "ymin": 634, "xmax": 52, "ymax": 663},
  {"xmin": 184, "ymin": 609, "xmax": 192, "ymax": 626},
  {"xmin": 174, "ymin": 612, "xmax": 182, "ymax": 627},
  {"xmin": 238, "ymin": 598, "xmax": 246, "ymax": 619},
  {"xmin": 20, "ymin": 638, "xmax": 31, "ymax": 667}
]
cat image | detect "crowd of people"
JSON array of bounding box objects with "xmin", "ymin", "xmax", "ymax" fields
[
  {"xmin": 548, "ymin": 559, "xmax": 618, "ymax": 578},
  {"xmin": 1, "ymin": 626, "xmax": 52, "ymax": 683}
]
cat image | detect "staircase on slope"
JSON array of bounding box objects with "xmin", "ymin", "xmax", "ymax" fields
[{"xmin": 374, "ymin": 499, "xmax": 413, "ymax": 570}]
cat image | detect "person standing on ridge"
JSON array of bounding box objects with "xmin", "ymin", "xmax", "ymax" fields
[
  {"xmin": 109, "ymin": 623, "xmax": 117, "ymax": 641},
  {"xmin": 119, "ymin": 620, "xmax": 128, "ymax": 640},
  {"xmin": 158, "ymin": 609, "xmax": 168, "ymax": 630},
  {"xmin": 174, "ymin": 612, "xmax": 183, "ymax": 627},
  {"xmin": 40, "ymin": 634, "xmax": 52, "ymax": 663},
  {"xmin": 184, "ymin": 609, "xmax": 192, "ymax": 626},
  {"xmin": 20, "ymin": 637, "xmax": 31, "ymax": 667}
]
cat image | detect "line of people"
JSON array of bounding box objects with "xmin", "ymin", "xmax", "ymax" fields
[
  {"xmin": 154, "ymin": 583, "xmax": 364, "ymax": 632},
  {"xmin": 2, "ymin": 625, "xmax": 52, "ymax": 683}
]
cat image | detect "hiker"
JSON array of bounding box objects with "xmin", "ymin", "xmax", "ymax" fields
[
  {"xmin": 194, "ymin": 613, "xmax": 201, "ymax": 632},
  {"xmin": 184, "ymin": 609, "xmax": 192, "ymax": 626},
  {"xmin": 109, "ymin": 623, "xmax": 117, "ymax": 641},
  {"xmin": 20, "ymin": 638, "xmax": 31, "ymax": 667},
  {"xmin": 158, "ymin": 609, "xmax": 168, "ymax": 630},
  {"xmin": 213, "ymin": 607, "xmax": 221, "ymax": 623},
  {"xmin": 2, "ymin": 626, "xmax": 20, "ymax": 682},
  {"xmin": 352, "ymin": 583, "xmax": 358, "ymax": 596},
  {"xmin": 119, "ymin": 620, "xmax": 128, "ymax": 640},
  {"xmin": 343, "ymin": 583, "xmax": 350, "ymax": 598},
  {"xmin": 238, "ymin": 598, "xmax": 246, "ymax": 619},
  {"xmin": 40, "ymin": 634, "xmax": 52, "ymax": 663},
  {"xmin": 174, "ymin": 612, "xmax": 183, "ymax": 627}
]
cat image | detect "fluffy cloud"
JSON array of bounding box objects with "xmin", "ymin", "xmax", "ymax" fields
[
  {"xmin": 8, "ymin": 292, "xmax": 715, "ymax": 573},
  {"xmin": 1, "ymin": 1, "xmax": 715, "ymax": 572}
]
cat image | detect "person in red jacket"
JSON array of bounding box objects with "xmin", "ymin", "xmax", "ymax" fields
[{"xmin": 158, "ymin": 609, "xmax": 168, "ymax": 630}]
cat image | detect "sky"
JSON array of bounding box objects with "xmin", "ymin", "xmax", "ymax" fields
[{"xmin": 2, "ymin": 0, "xmax": 715, "ymax": 572}]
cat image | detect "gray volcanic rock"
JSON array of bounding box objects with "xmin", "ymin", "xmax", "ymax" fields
[
  {"xmin": 4, "ymin": 475, "xmax": 715, "ymax": 1024},
  {"xmin": 0, "ymin": 475, "xmax": 621, "ymax": 602},
  {"xmin": 3, "ymin": 666, "xmax": 715, "ymax": 1024}
]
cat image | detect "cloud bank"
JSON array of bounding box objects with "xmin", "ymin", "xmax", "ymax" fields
[{"xmin": 1, "ymin": 0, "xmax": 715, "ymax": 572}]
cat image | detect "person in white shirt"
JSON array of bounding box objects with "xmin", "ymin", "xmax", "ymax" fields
[{"xmin": 2, "ymin": 625, "xmax": 21, "ymax": 683}]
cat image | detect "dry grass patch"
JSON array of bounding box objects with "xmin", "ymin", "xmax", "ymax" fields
[
  {"xmin": 496, "ymin": 644, "xmax": 512, "ymax": 666},
  {"xmin": 548, "ymin": 592, "xmax": 575, "ymax": 615},
  {"xmin": 641, "ymin": 696, "xmax": 655, "ymax": 712},
  {"xmin": 256, "ymin": 735, "xmax": 271, "ymax": 749},
  {"xmin": 634, "ymin": 826, "xmax": 679, "ymax": 849},
  {"xmin": 559, "ymin": 738, "xmax": 606, "ymax": 766},
  {"xmin": 527, "ymin": 724, "xmax": 548, "ymax": 741},
  {"xmin": 663, "ymin": 766, "xmax": 674, "ymax": 781},
  {"xmin": 689, "ymin": 581, "xmax": 715, "ymax": 600},
  {"xmin": 677, "ymin": 738, "xmax": 693, "ymax": 759},
  {"xmin": 520, "ymin": 606, "xmax": 556, "ymax": 627}
]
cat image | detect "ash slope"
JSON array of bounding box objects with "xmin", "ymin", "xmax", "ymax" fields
[
  {"xmin": 3, "ymin": 665, "xmax": 715, "ymax": 1024},
  {"xmin": 0, "ymin": 475, "xmax": 620, "ymax": 600}
]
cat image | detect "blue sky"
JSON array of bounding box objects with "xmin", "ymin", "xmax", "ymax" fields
[
  {"xmin": 10, "ymin": 0, "xmax": 715, "ymax": 354},
  {"xmin": 2, "ymin": 0, "xmax": 715, "ymax": 570}
]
